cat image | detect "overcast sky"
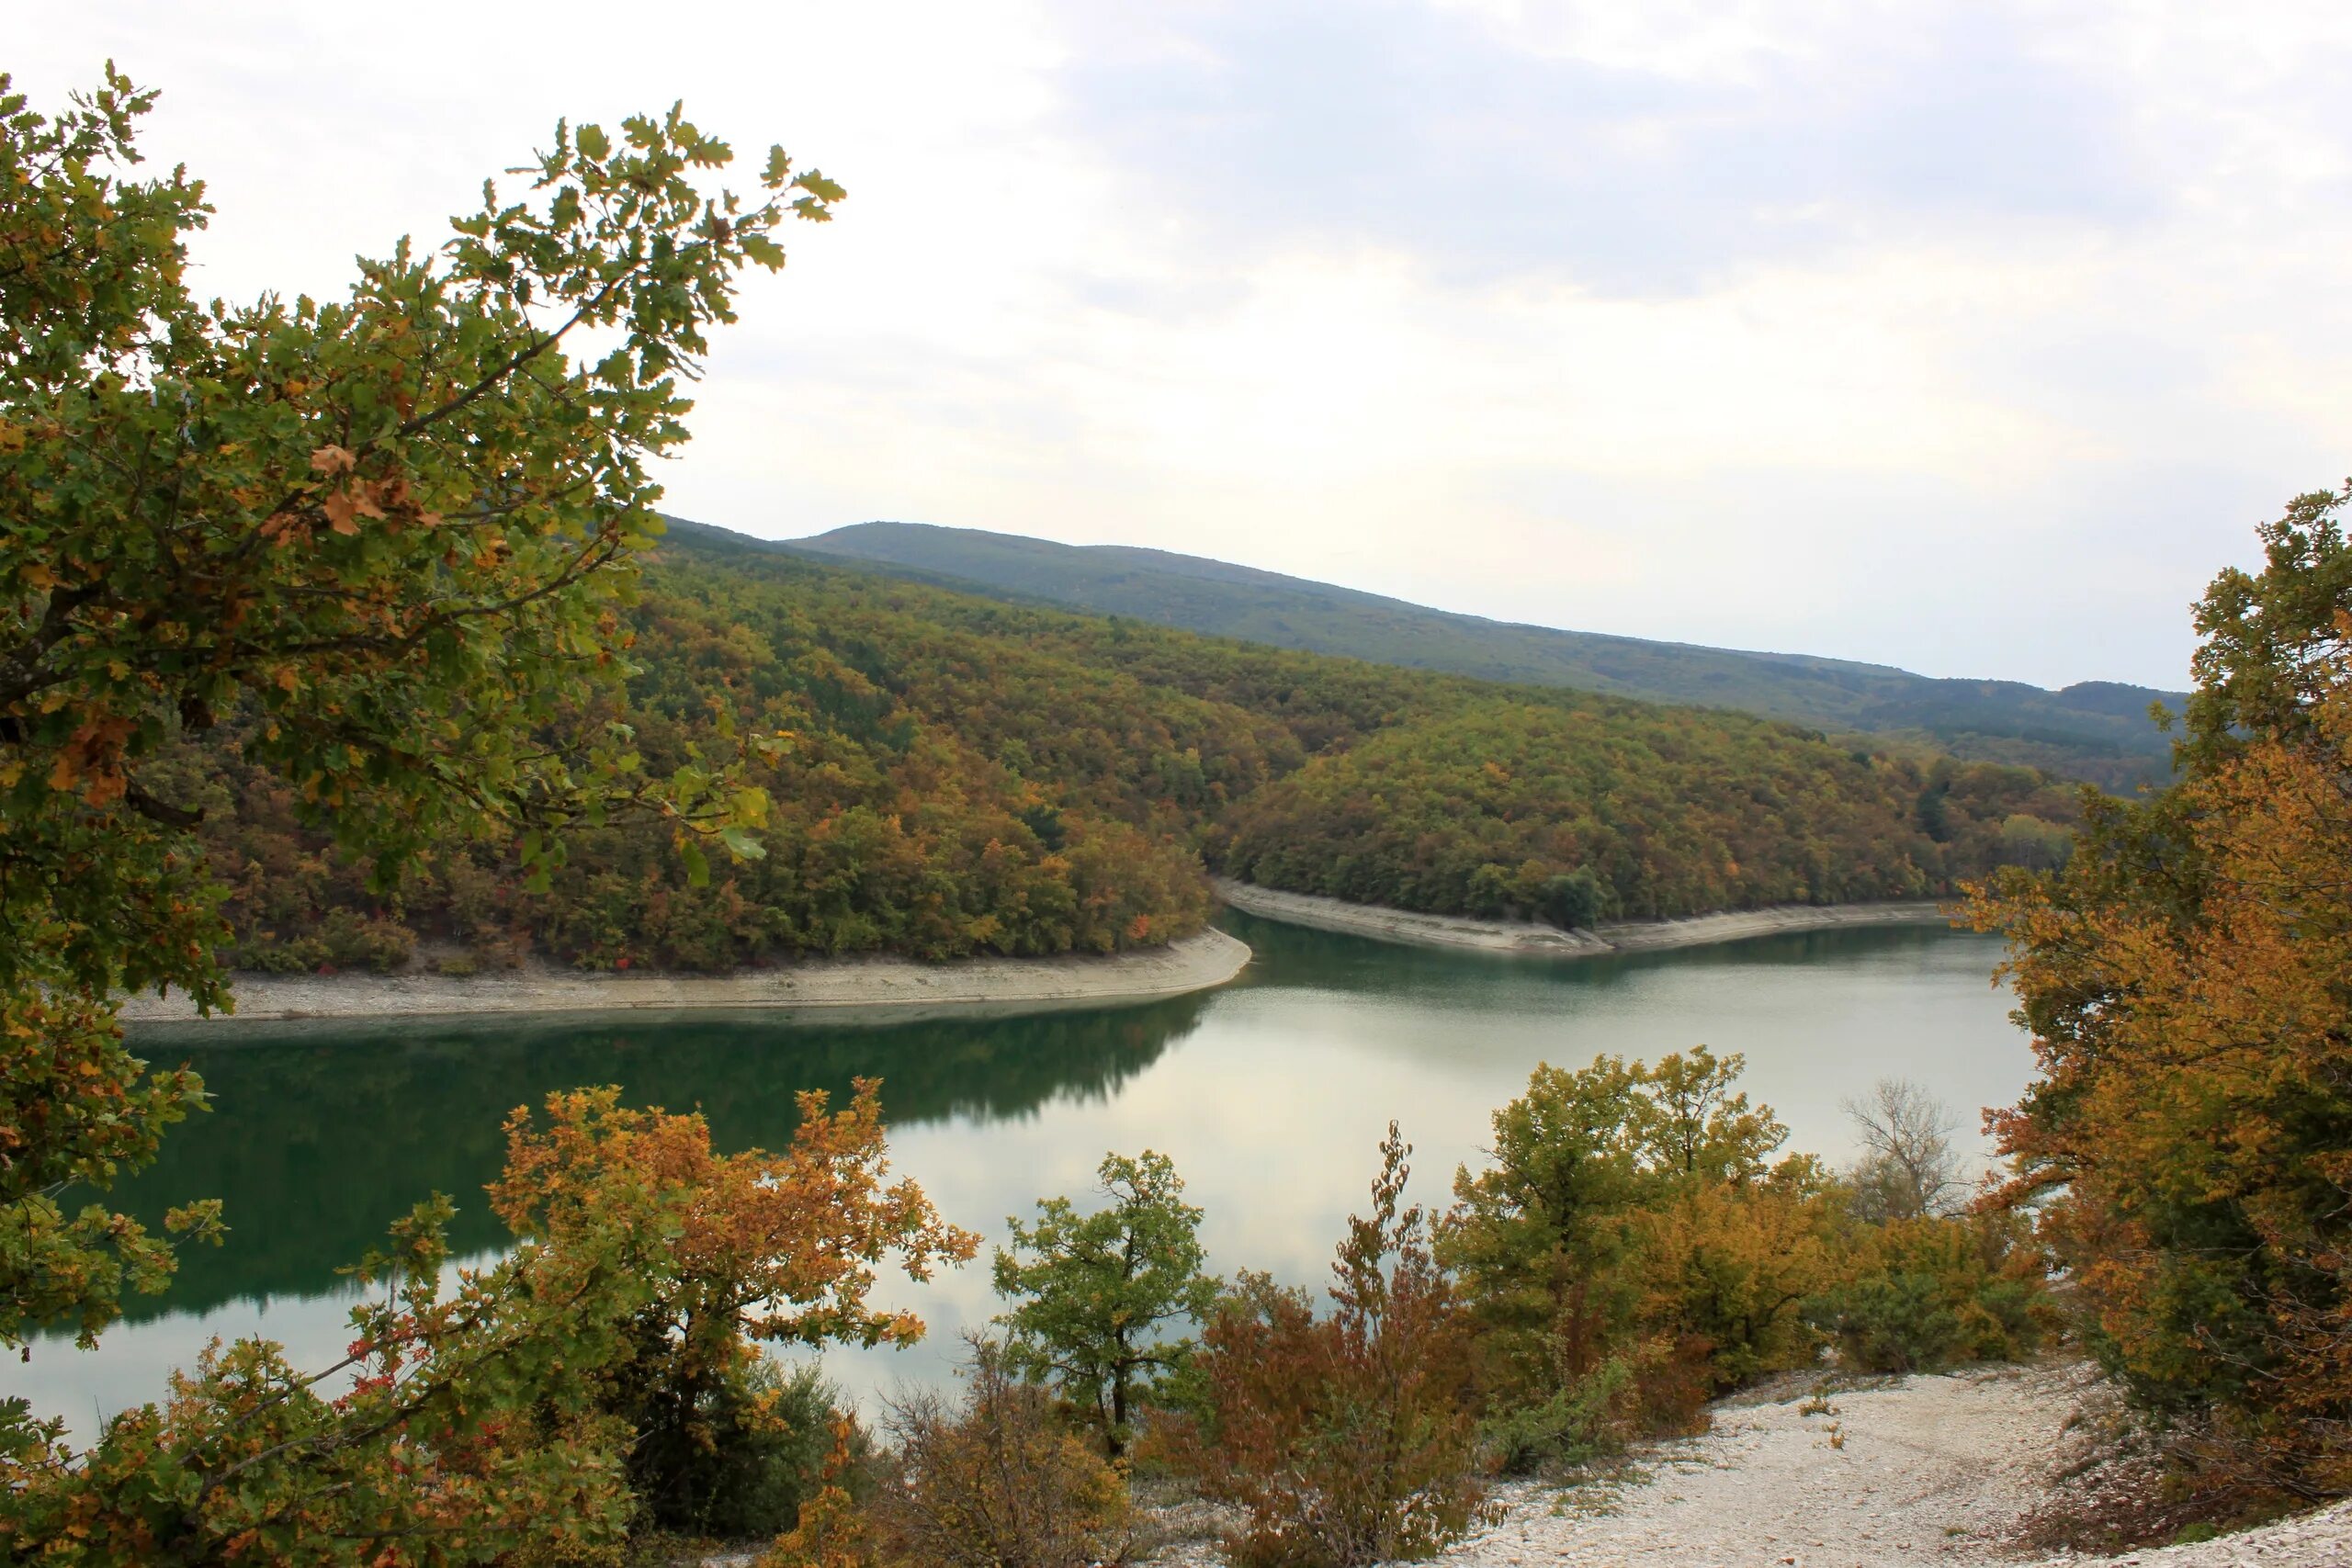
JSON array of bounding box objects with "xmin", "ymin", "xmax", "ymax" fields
[{"xmin": 23, "ymin": 2, "xmax": 2352, "ymax": 688}]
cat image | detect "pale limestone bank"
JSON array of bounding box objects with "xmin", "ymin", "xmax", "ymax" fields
[
  {"xmin": 1430, "ymin": 1363, "xmax": 2352, "ymax": 1568},
  {"xmin": 1212, "ymin": 876, "xmax": 1951, "ymax": 956},
  {"xmin": 119, "ymin": 929, "xmax": 1251, "ymax": 1030}
]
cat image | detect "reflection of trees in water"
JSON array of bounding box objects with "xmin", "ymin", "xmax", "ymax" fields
[{"xmin": 105, "ymin": 994, "xmax": 1211, "ymax": 1322}]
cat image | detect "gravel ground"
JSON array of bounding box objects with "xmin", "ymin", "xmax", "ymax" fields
[{"xmin": 1146, "ymin": 1363, "xmax": 2352, "ymax": 1568}]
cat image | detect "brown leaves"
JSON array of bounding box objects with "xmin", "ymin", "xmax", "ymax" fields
[
  {"xmin": 44, "ymin": 716, "xmax": 137, "ymax": 804},
  {"xmin": 491, "ymin": 1081, "xmax": 978, "ymax": 1362}
]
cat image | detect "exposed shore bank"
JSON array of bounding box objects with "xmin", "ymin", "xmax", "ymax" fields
[
  {"xmin": 119, "ymin": 929, "xmax": 1251, "ymax": 1031},
  {"xmin": 1426, "ymin": 1361, "xmax": 2350, "ymax": 1568},
  {"xmin": 1213, "ymin": 876, "xmax": 1951, "ymax": 956}
]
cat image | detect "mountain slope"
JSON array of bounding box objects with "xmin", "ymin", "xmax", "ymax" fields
[
  {"xmin": 193, "ymin": 527, "xmax": 2083, "ymax": 975},
  {"xmin": 777, "ymin": 518, "xmax": 2180, "ymax": 788}
]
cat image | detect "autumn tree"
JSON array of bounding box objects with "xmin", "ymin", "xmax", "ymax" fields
[
  {"xmin": 1630, "ymin": 1045, "xmax": 1787, "ymax": 1182},
  {"xmin": 1968, "ymin": 484, "xmax": 2352, "ymax": 1500},
  {"xmin": 992, "ymin": 1149, "xmax": 1219, "ymax": 1458},
  {"xmin": 492, "ymin": 1084, "xmax": 977, "ymax": 1532},
  {"xmin": 1445, "ymin": 1050, "xmax": 1826, "ymax": 1461},
  {"xmin": 3, "ymin": 1081, "xmax": 966, "ymax": 1564},
  {"xmin": 1, "ymin": 66, "xmax": 830, "ymax": 1355}
]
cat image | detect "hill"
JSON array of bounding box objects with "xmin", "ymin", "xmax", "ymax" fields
[
  {"xmin": 778, "ymin": 518, "xmax": 2180, "ymax": 789},
  {"xmin": 185, "ymin": 529, "xmax": 2083, "ymax": 973}
]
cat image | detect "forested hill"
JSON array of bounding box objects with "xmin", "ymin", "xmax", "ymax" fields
[
  {"xmin": 776, "ymin": 517, "xmax": 2180, "ymax": 789},
  {"xmin": 189, "ymin": 525, "xmax": 2083, "ymax": 975}
]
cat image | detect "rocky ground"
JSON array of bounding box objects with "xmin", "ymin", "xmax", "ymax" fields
[{"xmin": 1145, "ymin": 1362, "xmax": 2352, "ymax": 1567}]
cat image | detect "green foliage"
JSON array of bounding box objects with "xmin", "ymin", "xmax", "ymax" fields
[
  {"xmin": 1217, "ymin": 701, "xmax": 2081, "ymax": 922},
  {"xmin": 1442, "ymin": 1048, "xmax": 1792, "ymax": 1428},
  {"xmin": 992, "ymin": 1149, "xmax": 1221, "ymax": 1457},
  {"xmin": 665, "ymin": 1359, "xmax": 852, "ymax": 1541},
  {"xmin": 787, "ymin": 520, "xmax": 2182, "ymax": 787},
  {"xmin": 1536, "ymin": 867, "xmax": 1607, "ymax": 931},
  {"xmin": 186, "ymin": 534, "xmax": 2085, "ymax": 974},
  {"xmin": 0, "ymin": 64, "xmax": 823, "ymax": 1359},
  {"xmin": 2, "ymin": 1075, "xmax": 961, "ymax": 1565},
  {"xmin": 1163, "ymin": 1126, "xmax": 1493, "ymax": 1568},
  {"xmin": 1445, "ymin": 1051, "xmax": 2045, "ymax": 1472},
  {"xmin": 0, "ymin": 991, "xmax": 224, "ymax": 1355},
  {"xmin": 1804, "ymin": 1213, "xmax": 2053, "ymax": 1374}
]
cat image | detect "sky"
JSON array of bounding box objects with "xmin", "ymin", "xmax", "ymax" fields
[{"xmin": 19, "ymin": 2, "xmax": 2352, "ymax": 689}]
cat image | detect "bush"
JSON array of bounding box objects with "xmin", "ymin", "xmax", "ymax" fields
[
  {"xmin": 865, "ymin": 1342, "xmax": 1132, "ymax": 1567},
  {"xmin": 1160, "ymin": 1127, "xmax": 1492, "ymax": 1567},
  {"xmin": 315, "ymin": 908, "xmax": 414, "ymax": 973},
  {"xmin": 235, "ymin": 933, "xmax": 332, "ymax": 973},
  {"xmin": 1476, "ymin": 1352, "xmax": 1639, "ymax": 1472},
  {"xmin": 1805, "ymin": 1213, "xmax": 2052, "ymax": 1373}
]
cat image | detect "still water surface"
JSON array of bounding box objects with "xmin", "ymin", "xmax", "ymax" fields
[{"xmin": 21, "ymin": 915, "xmax": 2029, "ymax": 1433}]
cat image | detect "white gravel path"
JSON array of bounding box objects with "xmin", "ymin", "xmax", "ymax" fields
[{"xmin": 1424, "ymin": 1365, "xmax": 2351, "ymax": 1568}]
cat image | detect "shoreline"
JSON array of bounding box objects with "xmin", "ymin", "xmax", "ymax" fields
[
  {"xmin": 118, "ymin": 929, "xmax": 1252, "ymax": 1032},
  {"xmin": 1211, "ymin": 876, "xmax": 1952, "ymax": 956}
]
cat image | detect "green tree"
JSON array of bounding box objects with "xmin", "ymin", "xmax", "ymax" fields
[
  {"xmin": 992, "ymin": 1149, "xmax": 1220, "ymax": 1457},
  {"xmin": 0, "ymin": 66, "xmax": 832, "ymax": 1357},
  {"xmin": 1631, "ymin": 1045, "xmax": 1787, "ymax": 1182}
]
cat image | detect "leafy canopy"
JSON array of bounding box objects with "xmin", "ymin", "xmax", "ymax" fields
[
  {"xmin": 1969, "ymin": 484, "xmax": 2352, "ymax": 1500},
  {"xmin": 992, "ymin": 1149, "xmax": 1219, "ymax": 1457},
  {"xmin": 0, "ymin": 64, "xmax": 833, "ymax": 1352}
]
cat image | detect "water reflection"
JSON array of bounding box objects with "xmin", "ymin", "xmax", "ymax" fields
[
  {"xmin": 24, "ymin": 918, "xmax": 2027, "ymax": 1436},
  {"xmin": 113, "ymin": 993, "xmax": 1216, "ymax": 1320}
]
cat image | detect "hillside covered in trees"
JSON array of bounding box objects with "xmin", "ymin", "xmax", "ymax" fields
[
  {"xmin": 185, "ymin": 527, "xmax": 2084, "ymax": 974},
  {"xmin": 786, "ymin": 518, "xmax": 2181, "ymax": 789}
]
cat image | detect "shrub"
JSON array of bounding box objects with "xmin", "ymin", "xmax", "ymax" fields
[
  {"xmin": 1537, "ymin": 868, "xmax": 1608, "ymax": 931},
  {"xmin": 865, "ymin": 1342, "xmax": 1132, "ymax": 1567},
  {"xmin": 1162, "ymin": 1126, "xmax": 1492, "ymax": 1568},
  {"xmin": 1806, "ymin": 1213, "xmax": 2052, "ymax": 1373},
  {"xmin": 235, "ymin": 934, "xmax": 332, "ymax": 973}
]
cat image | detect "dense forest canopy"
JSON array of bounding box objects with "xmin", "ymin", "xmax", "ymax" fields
[
  {"xmin": 184, "ymin": 527, "xmax": 2086, "ymax": 974},
  {"xmin": 785, "ymin": 518, "xmax": 2181, "ymax": 790}
]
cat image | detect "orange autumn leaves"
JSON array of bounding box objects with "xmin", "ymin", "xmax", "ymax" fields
[
  {"xmin": 492, "ymin": 1081, "xmax": 978, "ymax": 1357},
  {"xmin": 1969, "ymin": 489, "xmax": 2352, "ymax": 1500}
]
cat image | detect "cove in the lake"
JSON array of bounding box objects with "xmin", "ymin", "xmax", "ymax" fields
[{"xmin": 24, "ymin": 915, "xmax": 2027, "ymax": 1436}]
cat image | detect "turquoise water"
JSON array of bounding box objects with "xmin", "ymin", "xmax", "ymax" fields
[{"xmin": 18, "ymin": 915, "xmax": 2028, "ymax": 1432}]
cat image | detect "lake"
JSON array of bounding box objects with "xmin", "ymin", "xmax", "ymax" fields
[{"xmin": 20, "ymin": 914, "xmax": 2029, "ymax": 1436}]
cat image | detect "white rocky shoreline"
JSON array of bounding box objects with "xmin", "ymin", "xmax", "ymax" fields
[
  {"xmin": 1139, "ymin": 1362, "xmax": 2352, "ymax": 1568},
  {"xmin": 1213, "ymin": 877, "xmax": 1952, "ymax": 956},
  {"xmin": 118, "ymin": 928, "xmax": 1252, "ymax": 1030}
]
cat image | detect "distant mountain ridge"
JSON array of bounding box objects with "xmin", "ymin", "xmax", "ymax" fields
[{"xmin": 675, "ymin": 517, "xmax": 2181, "ymax": 788}]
